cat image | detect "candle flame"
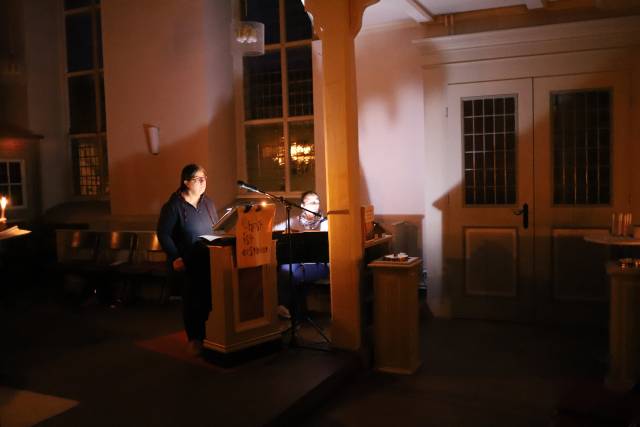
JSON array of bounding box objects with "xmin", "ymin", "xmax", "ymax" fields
[{"xmin": 0, "ymin": 196, "xmax": 7, "ymax": 210}]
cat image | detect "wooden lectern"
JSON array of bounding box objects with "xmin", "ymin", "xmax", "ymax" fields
[{"xmin": 203, "ymin": 242, "xmax": 281, "ymax": 353}]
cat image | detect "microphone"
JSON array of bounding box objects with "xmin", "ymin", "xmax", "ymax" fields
[{"xmin": 237, "ymin": 180, "xmax": 259, "ymax": 193}]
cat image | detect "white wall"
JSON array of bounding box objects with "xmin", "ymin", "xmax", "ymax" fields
[
  {"xmin": 355, "ymin": 24, "xmax": 426, "ymax": 215},
  {"xmin": 102, "ymin": 0, "xmax": 235, "ymax": 218},
  {"xmin": 23, "ymin": 0, "xmax": 68, "ymax": 212}
]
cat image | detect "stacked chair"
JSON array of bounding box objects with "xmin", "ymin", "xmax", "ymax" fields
[
  {"xmin": 56, "ymin": 230, "xmax": 136, "ymax": 305},
  {"xmin": 117, "ymin": 232, "xmax": 171, "ymax": 304},
  {"xmin": 55, "ymin": 230, "xmax": 174, "ymax": 305}
]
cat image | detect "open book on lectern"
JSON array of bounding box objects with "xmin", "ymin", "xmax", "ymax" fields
[{"xmin": 199, "ymin": 207, "xmax": 238, "ymax": 242}]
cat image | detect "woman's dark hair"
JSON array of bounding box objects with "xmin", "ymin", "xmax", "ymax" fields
[
  {"xmin": 178, "ymin": 163, "xmax": 204, "ymax": 192},
  {"xmin": 300, "ymin": 190, "xmax": 319, "ymax": 204}
]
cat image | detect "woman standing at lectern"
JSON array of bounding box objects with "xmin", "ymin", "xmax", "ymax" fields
[{"xmin": 157, "ymin": 164, "xmax": 218, "ymax": 355}]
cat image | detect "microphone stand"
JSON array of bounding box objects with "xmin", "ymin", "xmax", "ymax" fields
[{"xmin": 237, "ymin": 182, "xmax": 331, "ymax": 350}]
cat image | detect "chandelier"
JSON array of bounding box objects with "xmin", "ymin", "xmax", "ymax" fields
[
  {"xmin": 271, "ymin": 141, "xmax": 315, "ymax": 174},
  {"xmin": 232, "ymin": 21, "xmax": 265, "ymax": 56}
]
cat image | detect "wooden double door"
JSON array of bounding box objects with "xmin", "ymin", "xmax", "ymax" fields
[{"xmin": 445, "ymin": 72, "xmax": 631, "ymax": 322}]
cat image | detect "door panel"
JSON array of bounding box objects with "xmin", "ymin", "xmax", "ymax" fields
[
  {"xmin": 464, "ymin": 227, "xmax": 518, "ymax": 297},
  {"xmin": 551, "ymin": 228, "xmax": 609, "ymax": 301},
  {"xmin": 533, "ymin": 72, "xmax": 631, "ymax": 323},
  {"xmin": 446, "ymin": 79, "xmax": 535, "ymax": 321}
]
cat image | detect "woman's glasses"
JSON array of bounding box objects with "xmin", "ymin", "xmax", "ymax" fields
[{"xmin": 190, "ymin": 176, "xmax": 207, "ymax": 184}]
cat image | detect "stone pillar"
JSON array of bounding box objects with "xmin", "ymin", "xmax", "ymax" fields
[{"xmin": 304, "ymin": 0, "xmax": 378, "ymax": 350}]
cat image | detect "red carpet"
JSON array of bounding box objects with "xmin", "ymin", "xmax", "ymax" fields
[{"xmin": 136, "ymin": 331, "xmax": 230, "ymax": 372}]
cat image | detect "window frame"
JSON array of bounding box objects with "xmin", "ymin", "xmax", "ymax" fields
[
  {"xmin": 0, "ymin": 159, "xmax": 28, "ymax": 209},
  {"xmin": 235, "ymin": 0, "xmax": 315, "ymax": 198},
  {"xmin": 62, "ymin": 0, "xmax": 109, "ymax": 199}
]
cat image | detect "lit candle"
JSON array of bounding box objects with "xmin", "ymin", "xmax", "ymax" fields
[{"xmin": 0, "ymin": 196, "xmax": 7, "ymax": 222}]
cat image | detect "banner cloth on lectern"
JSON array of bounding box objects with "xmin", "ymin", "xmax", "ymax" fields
[{"xmin": 236, "ymin": 204, "xmax": 276, "ymax": 268}]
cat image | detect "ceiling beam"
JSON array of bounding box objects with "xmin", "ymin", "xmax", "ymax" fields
[{"xmin": 401, "ymin": 0, "xmax": 433, "ymax": 23}]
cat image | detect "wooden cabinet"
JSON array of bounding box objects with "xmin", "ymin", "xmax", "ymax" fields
[
  {"xmin": 368, "ymin": 257, "xmax": 422, "ymax": 374},
  {"xmin": 607, "ymin": 262, "xmax": 640, "ymax": 391}
]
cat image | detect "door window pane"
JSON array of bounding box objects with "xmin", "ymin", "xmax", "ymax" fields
[
  {"xmin": 246, "ymin": 124, "xmax": 285, "ymax": 191},
  {"xmin": 287, "ymin": 46, "xmax": 313, "ymax": 116},
  {"xmin": 462, "ymin": 95, "xmax": 518, "ymax": 205},
  {"xmin": 289, "ymin": 121, "xmax": 315, "ymax": 191},
  {"xmin": 551, "ymin": 90, "xmax": 611, "ymax": 204},
  {"xmin": 244, "ymin": 51, "xmax": 282, "ymax": 120}
]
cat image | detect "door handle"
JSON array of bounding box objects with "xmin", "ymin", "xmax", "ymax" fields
[{"xmin": 513, "ymin": 203, "xmax": 529, "ymax": 229}]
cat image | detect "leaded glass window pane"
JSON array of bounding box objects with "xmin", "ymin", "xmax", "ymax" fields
[
  {"xmin": 289, "ymin": 121, "xmax": 315, "ymax": 191},
  {"xmin": 552, "ymin": 90, "xmax": 611, "ymax": 204},
  {"xmin": 100, "ymin": 74, "xmax": 106, "ymax": 132},
  {"xmin": 97, "ymin": 10, "xmax": 103, "ymax": 68},
  {"xmin": 242, "ymin": 0, "xmax": 280, "ymax": 45},
  {"xmin": 68, "ymin": 75, "xmax": 97, "ymax": 133},
  {"xmin": 0, "ymin": 161, "xmax": 25, "ymax": 207},
  {"xmin": 246, "ymin": 124, "xmax": 285, "ymax": 191},
  {"xmin": 285, "ymin": 0, "xmax": 312, "ymax": 41},
  {"xmin": 72, "ymin": 137, "xmax": 103, "ymax": 196},
  {"xmin": 287, "ymin": 46, "xmax": 313, "ymax": 116},
  {"xmin": 463, "ymin": 95, "xmax": 517, "ymax": 205},
  {"xmin": 65, "ymin": 12, "xmax": 93, "ymax": 72},
  {"xmin": 64, "ymin": 0, "xmax": 93, "ymax": 11},
  {"xmin": 244, "ymin": 51, "xmax": 282, "ymax": 120}
]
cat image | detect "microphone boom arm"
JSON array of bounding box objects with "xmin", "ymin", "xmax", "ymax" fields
[{"xmin": 236, "ymin": 180, "xmax": 323, "ymax": 218}]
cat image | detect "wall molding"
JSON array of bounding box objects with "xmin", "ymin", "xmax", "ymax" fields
[{"xmin": 414, "ymin": 15, "xmax": 640, "ymax": 66}]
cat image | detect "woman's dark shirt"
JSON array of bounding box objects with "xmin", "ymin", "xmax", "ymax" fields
[{"xmin": 157, "ymin": 192, "xmax": 219, "ymax": 264}]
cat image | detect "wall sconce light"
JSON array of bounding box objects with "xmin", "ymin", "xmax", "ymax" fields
[{"xmin": 144, "ymin": 124, "xmax": 160, "ymax": 155}]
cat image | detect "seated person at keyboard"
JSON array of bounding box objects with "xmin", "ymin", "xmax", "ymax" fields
[
  {"xmin": 276, "ymin": 191, "xmax": 329, "ymax": 319},
  {"xmin": 273, "ymin": 191, "xmax": 328, "ymax": 233}
]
